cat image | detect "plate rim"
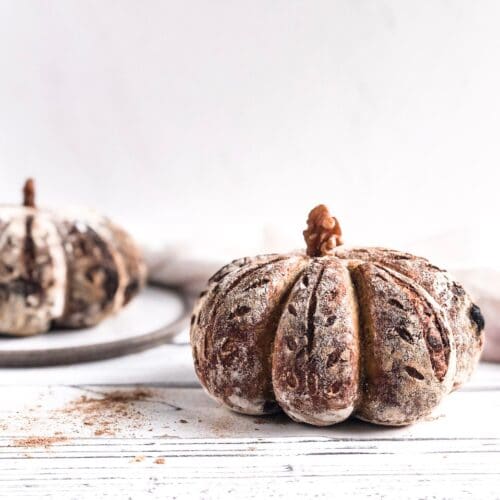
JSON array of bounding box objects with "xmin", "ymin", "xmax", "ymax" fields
[{"xmin": 0, "ymin": 284, "xmax": 193, "ymax": 368}]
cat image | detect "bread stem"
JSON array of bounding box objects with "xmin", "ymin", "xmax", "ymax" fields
[
  {"xmin": 303, "ymin": 204, "xmax": 343, "ymax": 257},
  {"xmin": 23, "ymin": 178, "xmax": 36, "ymax": 208}
]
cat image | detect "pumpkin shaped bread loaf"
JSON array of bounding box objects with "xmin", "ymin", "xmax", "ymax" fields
[
  {"xmin": 190, "ymin": 205, "xmax": 484, "ymax": 426},
  {"xmin": 0, "ymin": 179, "xmax": 146, "ymax": 336}
]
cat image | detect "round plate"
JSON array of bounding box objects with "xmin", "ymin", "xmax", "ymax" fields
[{"xmin": 0, "ymin": 286, "xmax": 191, "ymax": 367}]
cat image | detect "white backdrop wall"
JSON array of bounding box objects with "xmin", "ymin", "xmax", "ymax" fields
[{"xmin": 0, "ymin": 1, "xmax": 498, "ymax": 265}]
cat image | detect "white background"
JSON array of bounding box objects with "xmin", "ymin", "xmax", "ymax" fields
[{"xmin": 0, "ymin": 1, "xmax": 497, "ymax": 266}]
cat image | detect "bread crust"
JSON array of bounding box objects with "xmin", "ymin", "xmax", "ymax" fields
[
  {"xmin": 191, "ymin": 247, "xmax": 484, "ymax": 426},
  {"xmin": 0, "ymin": 206, "xmax": 146, "ymax": 335}
]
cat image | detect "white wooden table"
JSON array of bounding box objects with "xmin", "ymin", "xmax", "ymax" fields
[{"xmin": 1, "ymin": 330, "xmax": 499, "ymax": 499}]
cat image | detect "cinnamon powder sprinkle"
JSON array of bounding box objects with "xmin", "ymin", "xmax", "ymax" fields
[
  {"xmin": 13, "ymin": 436, "xmax": 69, "ymax": 448},
  {"xmin": 61, "ymin": 388, "xmax": 153, "ymax": 437},
  {"xmin": 11, "ymin": 388, "xmax": 155, "ymax": 448}
]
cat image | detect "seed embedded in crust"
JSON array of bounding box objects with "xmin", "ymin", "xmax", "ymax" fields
[
  {"xmin": 405, "ymin": 366, "xmax": 425, "ymax": 380},
  {"xmin": 234, "ymin": 305, "xmax": 251, "ymax": 316},
  {"xmin": 388, "ymin": 298, "xmax": 405, "ymax": 310},
  {"xmin": 396, "ymin": 326, "xmax": 413, "ymax": 344}
]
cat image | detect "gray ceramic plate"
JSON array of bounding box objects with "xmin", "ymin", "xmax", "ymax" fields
[{"xmin": 0, "ymin": 285, "xmax": 191, "ymax": 367}]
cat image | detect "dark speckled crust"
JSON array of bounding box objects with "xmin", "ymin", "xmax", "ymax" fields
[{"xmin": 191, "ymin": 246, "xmax": 484, "ymax": 427}]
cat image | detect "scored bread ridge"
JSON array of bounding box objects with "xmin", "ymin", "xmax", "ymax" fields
[
  {"xmin": 51, "ymin": 213, "xmax": 130, "ymax": 328},
  {"xmin": 190, "ymin": 253, "xmax": 308, "ymax": 415},
  {"xmin": 49, "ymin": 209, "xmax": 145, "ymax": 329},
  {"xmin": 349, "ymin": 261, "xmax": 456, "ymax": 425},
  {"xmin": 0, "ymin": 209, "xmax": 67, "ymax": 335},
  {"xmin": 272, "ymin": 257, "xmax": 360, "ymax": 426},
  {"xmin": 334, "ymin": 247, "xmax": 483, "ymax": 390},
  {"xmin": 190, "ymin": 247, "xmax": 484, "ymax": 425}
]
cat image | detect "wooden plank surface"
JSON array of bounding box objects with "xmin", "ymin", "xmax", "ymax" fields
[{"xmin": 0, "ymin": 342, "xmax": 499, "ymax": 499}]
